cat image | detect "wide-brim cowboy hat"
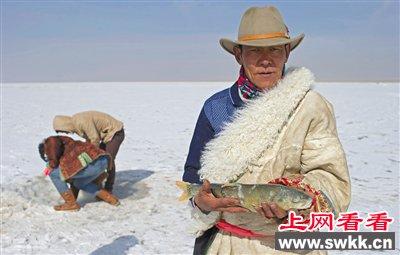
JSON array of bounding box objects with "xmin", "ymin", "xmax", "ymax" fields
[{"xmin": 220, "ymin": 6, "xmax": 305, "ymax": 55}]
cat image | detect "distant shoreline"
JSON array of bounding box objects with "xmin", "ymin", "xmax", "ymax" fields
[{"xmin": 2, "ymin": 80, "xmax": 399, "ymax": 84}]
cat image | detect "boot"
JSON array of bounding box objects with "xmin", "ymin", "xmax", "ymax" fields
[
  {"xmin": 96, "ymin": 189, "xmax": 120, "ymax": 206},
  {"xmin": 70, "ymin": 183, "xmax": 80, "ymax": 199},
  {"xmin": 94, "ymin": 172, "xmax": 109, "ymax": 201},
  {"xmin": 54, "ymin": 189, "xmax": 80, "ymax": 211}
]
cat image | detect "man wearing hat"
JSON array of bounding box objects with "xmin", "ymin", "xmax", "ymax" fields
[{"xmin": 183, "ymin": 6, "xmax": 350, "ymax": 254}]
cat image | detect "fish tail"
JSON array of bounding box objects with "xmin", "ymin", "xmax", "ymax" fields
[{"xmin": 176, "ymin": 181, "xmax": 191, "ymax": 201}]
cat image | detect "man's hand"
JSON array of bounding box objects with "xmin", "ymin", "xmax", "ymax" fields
[
  {"xmin": 194, "ymin": 180, "xmax": 249, "ymax": 213},
  {"xmin": 99, "ymin": 142, "xmax": 106, "ymax": 150},
  {"xmin": 43, "ymin": 166, "xmax": 53, "ymax": 176}
]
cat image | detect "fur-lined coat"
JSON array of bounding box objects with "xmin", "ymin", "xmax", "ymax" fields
[
  {"xmin": 43, "ymin": 136, "xmax": 111, "ymax": 180},
  {"xmin": 183, "ymin": 68, "xmax": 351, "ymax": 254}
]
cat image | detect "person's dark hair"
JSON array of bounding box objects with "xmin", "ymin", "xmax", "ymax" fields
[
  {"xmin": 38, "ymin": 142, "xmax": 46, "ymax": 161},
  {"xmin": 234, "ymin": 45, "xmax": 243, "ymax": 51},
  {"xmin": 234, "ymin": 45, "xmax": 243, "ymax": 57},
  {"xmin": 55, "ymin": 130, "xmax": 68, "ymax": 134}
]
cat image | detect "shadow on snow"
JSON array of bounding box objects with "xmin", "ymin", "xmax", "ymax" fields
[{"xmin": 89, "ymin": 235, "xmax": 139, "ymax": 255}]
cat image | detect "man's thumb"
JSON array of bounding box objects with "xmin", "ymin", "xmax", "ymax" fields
[{"xmin": 202, "ymin": 179, "xmax": 211, "ymax": 193}]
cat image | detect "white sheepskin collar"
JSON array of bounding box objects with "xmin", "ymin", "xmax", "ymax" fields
[{"xmin": 199, "ymin": 67, "xmax": 314, "ymax": 183}]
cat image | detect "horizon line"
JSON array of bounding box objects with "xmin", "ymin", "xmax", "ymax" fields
[{"xmin": 1, "ymin": 80, "xmax": 399, "ymax": 84}]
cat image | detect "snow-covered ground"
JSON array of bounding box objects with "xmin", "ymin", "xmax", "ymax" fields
[{"xmin": 1, "ymin": 81, "xmax": 399, "ymax": 254}]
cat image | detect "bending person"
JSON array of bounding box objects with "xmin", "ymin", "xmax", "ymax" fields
[{"xmin": 39, "ymin": 135, "xmax": 120, "ymax": 211}]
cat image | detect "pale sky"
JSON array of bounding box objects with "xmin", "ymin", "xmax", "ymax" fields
[{"xmin": 2, "ymin": 1, "xmax": 399, "ymax": 82}]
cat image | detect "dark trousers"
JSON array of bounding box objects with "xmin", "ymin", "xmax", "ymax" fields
[
  {"xmin": 193, "ymin": 226, "xmax": 218, "ymax": 255},
  {"xmin": 104, "ymin": 128, "xmax": 125, "ymax": 191}
]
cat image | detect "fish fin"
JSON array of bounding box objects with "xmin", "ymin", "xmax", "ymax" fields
[
  {"xmin": 221, "ymin": 183, "xmax": 236, "ymax": 188},
  {"xmin": 178, "ymin": 193, "xmax": 190, "ymax": 202},
  {"xmin": 176, "ymin": 181, "xmax": 191, "ymax": 201}
]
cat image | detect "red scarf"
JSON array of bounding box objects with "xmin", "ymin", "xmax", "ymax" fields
[{"xmin": 237, "ymin": 66, "xmax": 264, "ymax": 99}]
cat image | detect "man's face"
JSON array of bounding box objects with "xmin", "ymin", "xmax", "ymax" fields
[{"xmin": 233, "ymin": 44, "xmax": 290, "ymax": 89}]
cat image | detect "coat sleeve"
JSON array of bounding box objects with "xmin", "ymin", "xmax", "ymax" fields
[
  {"xmin": 74, "ymin": 119, "xmax": 101, "ymax": 145},
  {"xmin": 300, "ymin": 93, "xmax": 351, "ymax": 216},
  {"xmin": 85, "ymin": 121, "xmax": 101, "ymax": 145},
  {"xmin": 183, "ymin": 108, "xmax": 215, "ymax": 184},
  {"xmin": 44, "ymin": 137, "xmax": 63, "ymax": 169},
  {"xmin": 183, "ymin": 108, "xmax": 221, "ymax": 236}
]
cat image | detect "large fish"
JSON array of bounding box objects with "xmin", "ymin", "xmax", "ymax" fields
[{"xmin": 176, "ymin": 181, "xmax": 312, "ymax": 212}]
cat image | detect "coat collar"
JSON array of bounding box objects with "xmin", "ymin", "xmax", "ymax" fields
[
  {"xmin": 229, "ymin": 82, "xmax": 244, "ymax": 107},
  {"xmin": 200, "ymin": 67, "xmax": 314, "ymax": 183}
]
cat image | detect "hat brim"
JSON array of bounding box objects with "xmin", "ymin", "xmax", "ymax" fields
[{"xmin": 219, "ymin": 33, "xmax": 305, "ymax": 55}]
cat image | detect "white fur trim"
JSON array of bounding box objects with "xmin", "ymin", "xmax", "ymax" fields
[{"xmin": 199, "ymin": 67, "xmax": 314, "ymax": 183}]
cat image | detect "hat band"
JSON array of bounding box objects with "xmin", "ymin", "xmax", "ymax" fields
[{"xmin": 239, "ymin": 33, "xmax": 289, "ymax": 41}]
